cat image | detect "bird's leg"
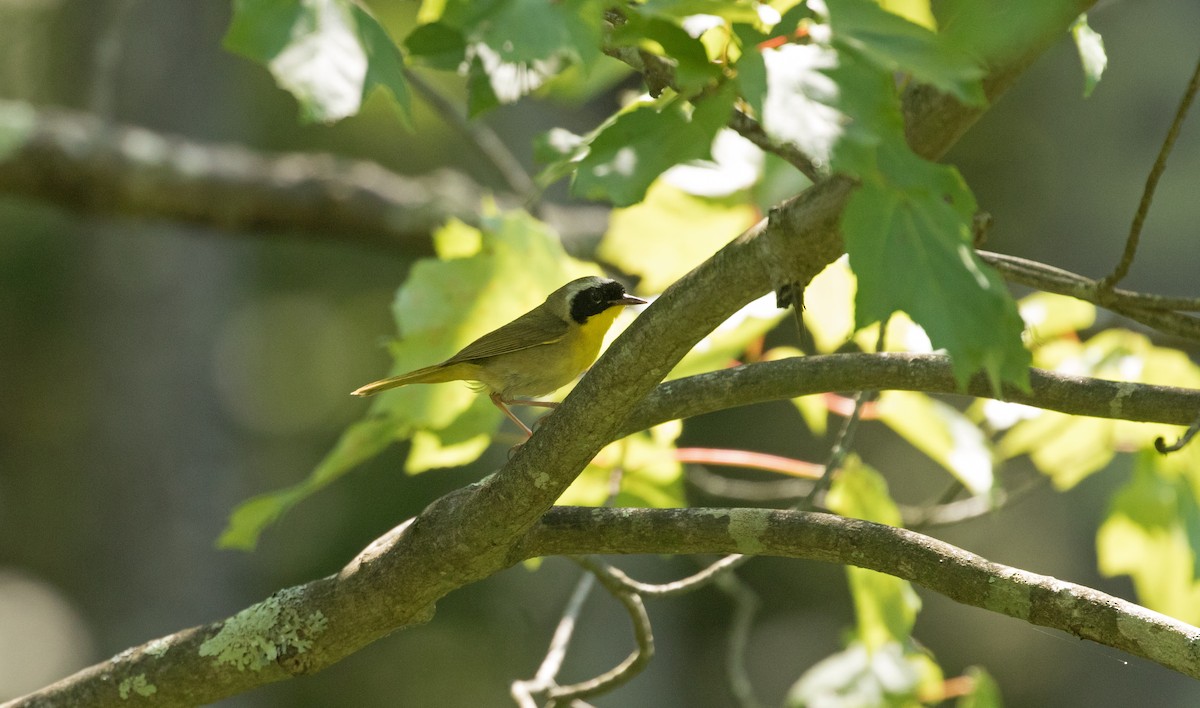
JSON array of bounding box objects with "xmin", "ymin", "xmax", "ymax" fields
[
  {"xmin": 490, "ymin": 392, "xmax": 534, "ymax": 439},
  {"xmin": 505, "ymin": 398, "xmax": 560, "ymax": 431},
  {"xmin": 507, "ymin": 399, "xmax": 559, "ymax": 409}
]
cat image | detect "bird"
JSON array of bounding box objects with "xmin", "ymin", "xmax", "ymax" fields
[{"xmin": 351, "ymin": 276, "xmax": 647, "ymax": 437}]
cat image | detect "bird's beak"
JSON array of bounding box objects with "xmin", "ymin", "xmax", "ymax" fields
[{"xmin": 614, "ymin": 294, "xmax": 649, "ymax": 306}]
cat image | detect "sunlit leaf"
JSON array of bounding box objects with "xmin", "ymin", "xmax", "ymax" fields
[
  {"xmin": 669, "ymin": 294, "xmax": 785, "ymax": 380},
  {"xmin": 827, "ymin": 459, "xmax": 919, "ymax": 648},
  {"xmin": 957, "ymin": 666, "xmax": 1004, "ymax": 708},
  {"xmin": 877, "ymin": 391, "xmax": 994, "ymax": 495},
  {"xmin": 879, "ymin": 0, "xmax": 936, "ymax": 31},
  {"xmin": 803, "ymin": 256, "xmax": 857, "ymax": 354},
  {"xmin": 405, "ymin": 393, "xmax": 498, "ymax": 473},
  {"xmin": 599, "ymin": 180, "xmax": 759, "ymax": 293},
  {"xmin": 786, "ymin": 641, "xmax": 941, "ymax": 708},
  {"xmin": 844, "ymin": 153, "xmax": 1030, "ymax": 390},
  {"xmin": 760, "ymin": 42, "xmax": 848, "ymax": 172},
  {"xmin": 571, "ymin": 84, "xmax": 738, "ymax": 206},
  {"xmin": 218, "ymin": 416, "xmax": 402, "ymax": 549},
  {"xmin": 558, "ymin": 422, "xmax": 685, "ymax": 508},
  {"xmin": 1001, "ymin": 329, "xmax": 1200, "ymax": 488},
  {"xmin": 1017, "ymin": 291, "xmax": 1096, "ymax": 346},
  {"xmin": 1097, "ymin": 448, "xmax": 1200, "ymax": 622},
  {"xmin": 225, "ymin": 0, "xmax": 411, "ymax": 124},
  {"xmin": 1071, "ymin": 14, "xmax": 1106, "ymax": 98},
  {"xmin": 825, "ymin": 0, "xmax": 985, "ymax": 105}
]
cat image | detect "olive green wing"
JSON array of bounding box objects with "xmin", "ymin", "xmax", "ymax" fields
[{"xmin": 443, "ymin": 307, "xmax": 568, "ymax": 364}]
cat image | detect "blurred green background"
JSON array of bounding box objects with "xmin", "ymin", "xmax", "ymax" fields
[{"xmin": 1, "ymin": 1, "xmax": 1199, "ymax": 705}]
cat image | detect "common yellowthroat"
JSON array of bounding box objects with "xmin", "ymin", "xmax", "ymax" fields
[{"xmin": 352, "ymin": 276, "xmax": 647, "ymax": 436}]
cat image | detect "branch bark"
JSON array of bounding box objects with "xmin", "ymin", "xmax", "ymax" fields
[
  {"xmin": 622, "ymin": 352, "xmax": 1200, "ymax": 436},
  {"xmin": 519, "ymin": 507, "xmax": 1200, "ymax": 680}
]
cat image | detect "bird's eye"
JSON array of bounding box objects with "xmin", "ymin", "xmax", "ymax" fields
[{"xmin": 590, "ymin": 290, "xmax": 603, "ymax": 303}]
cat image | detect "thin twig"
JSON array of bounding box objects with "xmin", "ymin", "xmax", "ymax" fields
[
  {"xmin": 728, "ymin": 108, "xmax": 822, "ymax": 182},
  {"xmin": 1156, "ymin": 412, "xmax": 1200, "ymax": 454},
  {"xmin": 980, "ymin": 250, "xmax": 1200, "ymax": 341},
  {"xmin": 712, "ymin": 573, "xmax": 765, "ymax": 708},
  {"xmin": 906, "ymin": 475, "xmax": 1046, "ymax": 529},
  {"xmin": 403, "ymin": 67, "xmax": 537, "ymax": 200},
  {"xmin": 513, "ymin": 465, "xmax": 629, "ymax": 704},
  {"xmin": 1098, "ymin": 53, "xmax": 1200, "ymax": 291},
  {"xmin": 801, "ymin": 320, "xmax": 889, "ymax": 509},
  {"xmin": 548, "ymin": 558, "xmax": 654, "ymax": 705},
  {"xmin": 687, "ymin": 465, "xmax": 813, "ymax": 502},
  {"xmin": 587, "ymin": 554, "xmax": 749, "ymax": 598},
  {"xmin": 511, "ymin": 572, "xmax": 598, "ymax": 705}
]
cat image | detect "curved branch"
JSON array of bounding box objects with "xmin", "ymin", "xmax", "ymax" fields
[
  {"xmin": 0, "ymin": 100, "xmax": 610, "ymax": 254},
  {"xmin": 519, "ymin": 507, "xmax": 1200, "ymax": 680},
  {"xmin": 981, "ymin": 251, "xmax": 1200, "ymax": 340},
  {"xmin": 621, "ymin": 352, "xmax": 1200, "ymax": 437}
]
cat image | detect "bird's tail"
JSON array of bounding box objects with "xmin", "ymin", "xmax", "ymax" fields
[{"xmin": 351, "ymin": 362, "xmax": 471, "ymax": 396}]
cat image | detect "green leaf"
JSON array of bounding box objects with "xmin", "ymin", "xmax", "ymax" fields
[
  {"xmin": 668, "ymin": 295, "xmax": 785, "ymax": 380},
  {"xmin": 466, "ymin": 54, "xmax": 501, "ymax": 116},
  {"xmin": 1071, "ymin": 13, "xmax": 1106, "ymax": 98},
  {"xmin": 637, "ymin": 0, "xmax": 761, "ymax": 24},
  {"xmin": 612, "ymin": 15, "xmax": 721, "ymax": 94},
  {"xmin": 405, "ymin": 393, "xmax": 498, "ymax": 473},
  {"xmin": 786, "ymin": 641, "xmax": 940, "ymax": 708},
  {"xmin": 351, "ymin": 6, "xmax": 414, "ymax": 126},
  {"xmin": 825, "ymin": 0, "xmax": 986, "ymax": 105},
  {"xmin": 1000, "ymin": 329, "xmax": 1200, "ymax": 488},
  {"xmin": 879, "ymin": 0, "xmax": 936, "ymax": 31},
  {"xmin": 827, "ymin": 459, "xmax": 919, "ymax": 648},
  {"xmin": 218, "ymin": 416, "xmax": 402, "ymax": 550},
  {"xmin": 558, "ymin": 422, "xmax": 685, "ymax": 508},
  {"xmin": 224, "ymin": 0, "xmax": 411, "ymax": 124},
  {"xmin": 1016, "ymin": 291, "xmax": 1096, "ymax": 346},
  {"xmin": 957, "ymin": 666, "xmax": 1004, "ymax": 708},
  {"xmin": 571, "ymin": 83, "xmax": 737, "ymax": 206},
  {"xmin": 877, "ymin": 391, "xmax": 994, "ymax": 496},
  {"xmin": 1097, "ymin": 448, "xmax": 1200, "ymax": 622},
  {"xmin": 733, "ymin": 40, "xmax": 767, "ymax": 118},
  {"xmin": 843, "ymin": 152, "xmax": 1030, "ymax": 390},
  {"xmin": 404, "ymin": 21, "xmax": 467, "ymax": 70},
  {"xmin": 599, "ymin": 181, "xmax": 758, "ymax": 293},
  {"xmin": 478, "ymin": 0, "xmax": 601, "ymax": 66}
]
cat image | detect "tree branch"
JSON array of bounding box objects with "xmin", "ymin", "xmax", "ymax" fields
[
  {"xmin": 0, "ymin": 100, "xmax": 613, "ymax": 255},
  {"xmin": 0, "ymin": 99, "xmax": 478, "ymax": 253},
  {"xmin": 621, "ymin": 352, "xmax": 1200, "ymax": 437},
  {"xmin": 518, "ymin": 507, "xmax": 1200, "ymax": 680},
  {"xmin": 981, "ymin": 250, "xmax": 1200, "ymax": 340}
]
